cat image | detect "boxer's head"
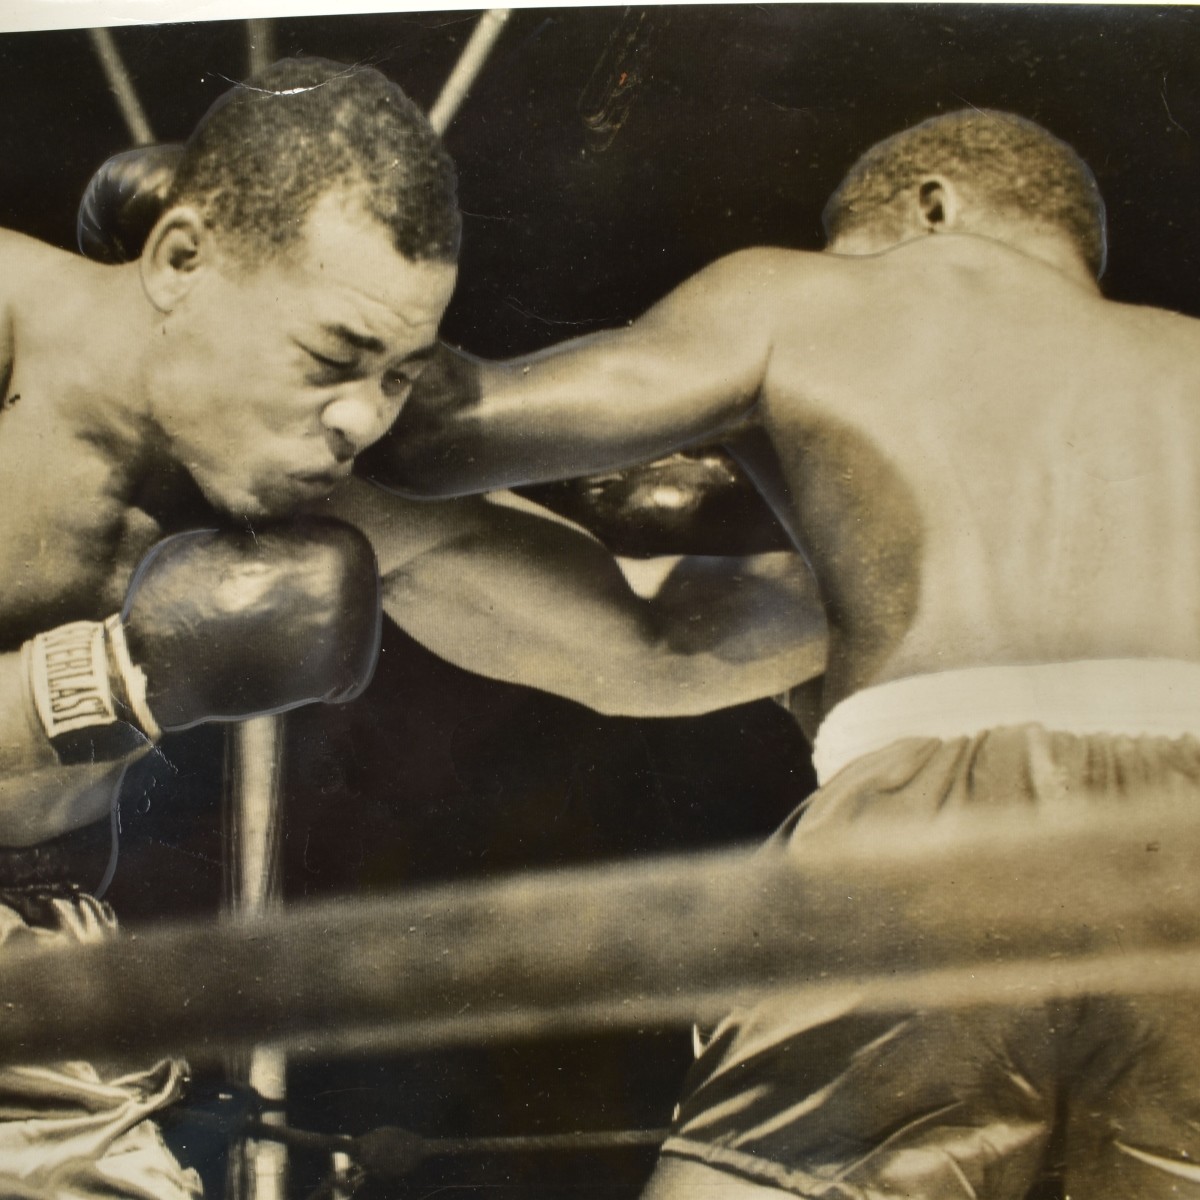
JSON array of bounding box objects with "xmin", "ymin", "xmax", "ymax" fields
[
  {"xmin": 138, "ymin": 58, "xmax": 459, "ymax": 517},
  {"xmin": 822, "ymin": 110, "xmax": 1107, "ymax": 280}
]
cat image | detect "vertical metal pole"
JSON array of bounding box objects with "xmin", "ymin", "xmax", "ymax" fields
[
  {"xmin": 329, "ymin": 1151, "xmax": 356, "ymax": 1200},
  {"xmin": 225, "ymin": 715, "xmax": 287, "ymax": 1200}
]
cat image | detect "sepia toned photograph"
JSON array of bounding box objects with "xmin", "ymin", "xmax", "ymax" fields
[{"xmin": 0, "ymin": 2, "xmax": 1199, "ymax": 1197}]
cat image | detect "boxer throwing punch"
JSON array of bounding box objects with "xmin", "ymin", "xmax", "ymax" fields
[
  {"xmin": 76, "ymin": 128, "xmax": 828, "ymax": 727},
  {"xmin": 374, "ymin": 110, "xmax": 1200, "ymax": 1200}
]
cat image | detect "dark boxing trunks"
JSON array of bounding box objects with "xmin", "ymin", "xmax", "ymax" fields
[{"xmin": 663, "ymin": 718, "xmax": 1200, "ymax": 1199}]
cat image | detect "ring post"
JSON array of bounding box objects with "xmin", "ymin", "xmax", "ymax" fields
[
  {"xmin": 225, "ymin": 715, "xmax": 288, "ymax": 1200},
  {"xmin": 246, "ymin": 18, "xmax": 275, "ymax": 78}
]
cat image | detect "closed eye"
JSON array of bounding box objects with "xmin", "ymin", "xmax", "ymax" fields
[
  {"xmin": 306, "ymin": 348, "xmax": 357, "ymax": 371},
  {"xmin": 381, "ymin": 368, "xmax": 415, "ymax": 400}
]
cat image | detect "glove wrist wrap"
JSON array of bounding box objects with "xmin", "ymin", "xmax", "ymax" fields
[{"xmin": 25, "ymin": 618, "xmax": 162, "ymax": 765}]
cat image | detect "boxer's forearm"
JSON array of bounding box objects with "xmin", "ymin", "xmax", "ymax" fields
[
  {"xmin": 0, "ymin": 649, "xmax": 135, "ymax": 845},
  {"xmin": 384, "ymin": 552, "xmax": 821, "ymax": 717},
  {"xmin": 380, "ymin": 497, "xmax": 823, "ymax": 717},
  {"xmin": 368, "ymin": 250, "xmax": 780, "ymax": 497},
  {"xmin": 0, "ymin": 762, "xmax": 128, "ymax": 846},
  {"xmin": 414, "ymin": 354, "xmax": 748, "ymax": 496}
]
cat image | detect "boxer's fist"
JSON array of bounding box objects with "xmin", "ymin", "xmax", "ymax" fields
[
  {"xmin": 356, "ymin": 341, "xmax": 482, "ymax": 492},
  {"xmin": 77, "ymin": 143, "xmax": 183, "ymax": 264},
  {"xmin": 518, "ymin": 450, "xmax": 794, "ymax": 558},
  {"xmin": 124, "ymin": 520, "xmax": 382, "ymax": 728},
  {"xmin": 25, "ymin": 520, "xmax": 382, "ymax": 763}
]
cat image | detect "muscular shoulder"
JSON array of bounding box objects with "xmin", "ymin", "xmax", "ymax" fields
[
  {"xmin": 0, "ymin": 227, "xmax": 71, "ymax": 281},
  {"xmin": 1085, "ymin": 296, "xmax": 1200, "ymax": 382},
  {"xmin": 699, "ymin": 246, "xmax": 832, "ymax": 294},
  {"xmin": 658, "ymin": 246, "xmax": 840, "ymax": 340},
  {"xmin": 712, "ymin": 246, "xmax": 870, "ymax": 317},
  {"xmin": 0, "ymin": 229, "xmax": 77, "ymax": 335},
  {"xmin": 1120, "ymin": 295, "xmax": 1200, "ymax": 340}
]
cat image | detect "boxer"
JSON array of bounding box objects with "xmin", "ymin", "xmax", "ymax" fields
[
  {"xmin": 374, "ymin": 110, "xmax": 1200, "ymax": 1199},
  {"xmin": 1, "ymin": 55, "xmax": 826, "ymax": 1196},
  {"xmin": 74, "ymin": 137, "xmax": 828, "ymax": 726},
  {"xmin": 0, "ymin": 52, "xmax": 445, "ymax": 1196}
]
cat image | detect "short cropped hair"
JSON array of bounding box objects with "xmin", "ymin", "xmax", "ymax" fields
[
  {"xmin": 167, "ymin": 57, "xmax": 460, "ymax": 265},
  {"xmin": 822, "ymin": 110, "xmax": 1107, "ymax": 277}
]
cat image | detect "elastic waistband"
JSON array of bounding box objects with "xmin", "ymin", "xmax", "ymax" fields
[{"xmin": 811, "ymin": 659, "xmax": 1200, "ymax": 785}]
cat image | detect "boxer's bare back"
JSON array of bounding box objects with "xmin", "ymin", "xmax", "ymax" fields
[
  {"xmin": 382, "ymin": 232, "xmax": 1200, "ymax": 715},
  {"xmin": 752, "ymin": 235, "xmax": 1200, "ymax": 704}
]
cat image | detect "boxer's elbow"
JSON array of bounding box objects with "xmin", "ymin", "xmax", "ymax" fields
[
  {"xmin": 566, "ymin": 633, "xmax": 740, "ymax": 719},
  {"xmin": 564, "ymin": 669, "xmax": 724, "ymax": 719},
  {"xmin": 583, "ymin": 630, "xmax": 827, "ymax": 719}
]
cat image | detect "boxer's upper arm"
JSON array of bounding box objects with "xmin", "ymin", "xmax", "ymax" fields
[
  {"xmin": 384, "ymin": 248, "xmax": 796, "ymax": 496},
  {"xmin": 378, "ymin": 488, "xmax": 824, "ymax": 716}
]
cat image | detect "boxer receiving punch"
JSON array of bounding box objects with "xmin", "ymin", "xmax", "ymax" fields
[
  {"xmin": 375, "ymin": 109, "xmax": 1200, "ymax": 1199},
  {"xmin": 0, "ymin": 56, "xmax": 823, "ymax": 1197}
]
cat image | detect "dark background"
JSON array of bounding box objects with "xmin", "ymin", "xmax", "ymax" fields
[{"xmin": 1, "ymin": 5, "xmax": 1197, "ymax": 1196}]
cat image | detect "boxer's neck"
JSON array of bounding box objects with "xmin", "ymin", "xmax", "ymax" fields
[
  {"xmin": 829, "ymin": 227, "xmax": 1097, "ymax": 292},
  {"xmin": 972, "ymin": 223, "xmax": 1099, "ymax": 291},
  {"xmin": 64, "ymin": 261, "xmax": 166, "ymax": 461}
]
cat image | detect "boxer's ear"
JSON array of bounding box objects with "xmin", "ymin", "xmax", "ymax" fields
[
  {"xmin": 917, "ymin": 177, "xmax": 959, "ymax": 232},
  {"xmin": 140, "ymin": 206, "xmax": 208, "ymax": 312}
]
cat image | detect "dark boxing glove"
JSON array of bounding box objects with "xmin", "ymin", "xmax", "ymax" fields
[
  {"xmin": 356, "ymin": 341, "xmax": 483, "ymax": 495},
  {"xmin": 25, "ymin": 520, "xmax": 382, "ymax": 764},
  {"xmin": 518, "ymin": 449, "xmax": 794, "ymax": 558},
  {"xmin": 77, "ymin": 143, "xmax": 183, "ymax": 264}
]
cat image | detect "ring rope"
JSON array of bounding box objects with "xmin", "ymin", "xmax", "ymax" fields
[
  {"xmin": 428, "ymin": 10, "xmax": 513, "ymax": 135},
  {"xmin": 1, "ymin": 800, "xmax": 1198, "ymax": 1068},
  {"xmin": 87, "ymin": 29, "xmax": 155, "ymax": 145}
]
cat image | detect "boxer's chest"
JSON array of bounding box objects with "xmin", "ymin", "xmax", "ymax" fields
[{"xmin": 0, "ymin": 410, "xmax": 165, "ymax": 646}]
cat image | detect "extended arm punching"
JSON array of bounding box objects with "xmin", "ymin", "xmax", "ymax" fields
[
  {"xmin": 322, "ymin": 481, "xmax": 825, "ymax": 718},
  {"xmin": 73, "ymin": 146, "xmax": 821, "ymax": 720},
  {"xmin": 360, "ymin": 250, "xmax": 786, "ymax": 497}
]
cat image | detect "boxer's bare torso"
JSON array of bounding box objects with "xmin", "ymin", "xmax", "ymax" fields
[
  {"xmin": 386, "ymin": 232, "xmax": 1200, "ymax": 714},
  {"xmin": 748, "ymin": 237, "xmax": 1200, "ymax": 704},
  {"xmin": 0, "ymin": 233, "xmax": 203, "ymax": 842},
  {"xmin": 0, "ymin": 232, "xmax": 174, "ymax": 647}
]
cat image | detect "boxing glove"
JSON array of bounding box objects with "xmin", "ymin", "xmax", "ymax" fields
[
  {"xmin": 77, "ymin": 143, "xmax": 182, "ymax": 264},
  {"xmin": 356, "ymin": 340, "xmax": 483, "ymax": 493},
  {"xmin": 25, "ymin": 519, "xmax": 382, "ymax": 764},
  {"xmin": 518, "ymin": 450, "xmax": 794, "ymax": 558}
]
